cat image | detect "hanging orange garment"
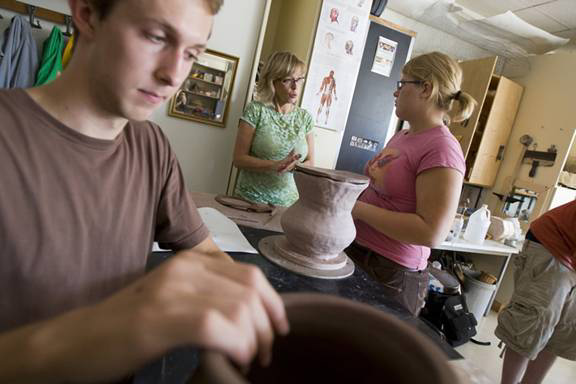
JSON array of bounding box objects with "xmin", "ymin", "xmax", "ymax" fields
[{"xmin": 62, "ymin": 34, "xmax": 75, "ymax": 69}]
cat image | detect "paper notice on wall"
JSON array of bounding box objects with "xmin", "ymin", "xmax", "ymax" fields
[{"xmin": 371, "ymin": 36, "xmax": 398, "ymax": 77}]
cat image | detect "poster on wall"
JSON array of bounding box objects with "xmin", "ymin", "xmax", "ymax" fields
[
  {"xmin": 371, "ymin": 36, "xmax": 397, "ymax": 77},
  {"xmin": 301, "ymin": 0, "xmax": 371, "ymax": 132}
]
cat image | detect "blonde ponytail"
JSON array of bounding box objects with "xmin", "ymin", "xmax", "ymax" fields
[{"xmin": 450, "ymin": 91, "xmax": 476, "ymax": 123}]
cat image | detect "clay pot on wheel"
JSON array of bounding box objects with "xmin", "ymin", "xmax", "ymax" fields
[
  {"xmin": 259, "ymin": 165, "xmax": 370, "ymax": 279},
  {"xmin": 281, "ymin": 165, "xmax": 368, "ymax": 258},
  {"xmin": 189, "ymin": 293, "xmax": 461, "ymax": 384}
]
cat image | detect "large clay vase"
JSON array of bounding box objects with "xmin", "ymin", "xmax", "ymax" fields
[
  {"xmin": 281, "ymin": 166, "xmax": 368, "ymax": 258},
  {"xmin": 258, "ymin": 165, "xmax": 369, "ymax": 279},
  {"xmin": 189, "ymin": 293, "xmax": 461, "ymax": 384}
]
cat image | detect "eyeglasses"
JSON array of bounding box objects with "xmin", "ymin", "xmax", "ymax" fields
[
  {"xmin": 396, "ymin": 80, "xmax": 423, "ymax": 90},
  {"xmin": 281, "ymin": 77, "xmax": 305, "ymax": 86}
]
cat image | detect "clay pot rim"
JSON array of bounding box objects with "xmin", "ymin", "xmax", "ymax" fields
[
  {"xmin": 295, "ymin": 164, "xmax": 369, "ymax": 185},
  {"xmin": 195, "ymin": 293, "xmax": 460, "ymax": 384}
]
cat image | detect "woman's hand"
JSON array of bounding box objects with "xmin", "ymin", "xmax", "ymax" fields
[{"xmin": 276, "ymin": 150, "xmax": 301, "ymax": 173}]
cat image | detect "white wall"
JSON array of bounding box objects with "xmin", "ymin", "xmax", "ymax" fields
[
  {"xmin": 149, "ymin": 1, "xmax": 267, "ymax": 194},
  {"xmin": 489, "ymin": 51, "xmax": 576, "ymax": 200}
]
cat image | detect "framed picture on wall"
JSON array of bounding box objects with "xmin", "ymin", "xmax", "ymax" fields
[{"xmin": 168, "ymin": 49, "xmax": 239, "ymax": 127}]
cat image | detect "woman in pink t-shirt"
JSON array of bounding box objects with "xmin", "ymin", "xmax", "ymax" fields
[{"xmin": 347, "ymin": 52, "xmax": 477, "ymax": 316}]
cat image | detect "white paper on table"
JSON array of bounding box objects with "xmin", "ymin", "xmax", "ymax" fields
[{"xmin": 152, "ymin": 207, "xmax": 258, "ymax": 254}]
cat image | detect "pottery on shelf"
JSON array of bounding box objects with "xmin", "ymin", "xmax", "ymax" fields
[
  {"xmin": 258, "ymin": 164, "xmax": 369, "ymax": 279},
  {"xmin": 189, "ymin": 293, "xmax": 461, "ymax": 384}
]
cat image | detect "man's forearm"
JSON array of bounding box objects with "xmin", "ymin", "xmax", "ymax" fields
[
  {"xmin": 352, "ymin": 201, "xmax": 443, "ymax": 247},
  {"xmin": 179, "ymin": 236, "xmax": 233, "ymax": 262},
  {"xmin": 177, "ymin": 248, "xmax": 233, "ymax": 262},
  {"xmin": 183, "ymin": 248, "xmax": 232, "ymax": 262},
  {"xmin": 0, "ymin": 305, "xmax": 143, "ymax": 383}
]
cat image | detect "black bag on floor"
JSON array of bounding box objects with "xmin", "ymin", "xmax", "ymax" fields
[{"xmin": 420, "ymin": 291, "xmax": 477, "ymax": 347}]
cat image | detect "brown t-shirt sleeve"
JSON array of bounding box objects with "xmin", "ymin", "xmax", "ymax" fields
[{"xmin": 154, "ymin": 138, "xmax": 209, "ymax": 251}]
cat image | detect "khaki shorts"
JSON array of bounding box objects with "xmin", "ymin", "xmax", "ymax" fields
[{"xmin": 495, "ymin": 240, "xmax": 576, "ymax": 360}]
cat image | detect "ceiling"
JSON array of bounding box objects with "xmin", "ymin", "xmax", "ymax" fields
[
  {"xmin": 386, "ymin": 0, "xmax": 576, "ymax": 56},
  {"xmin": 455, "ymin": 0, "xmax": 576, "ymax": 40}
]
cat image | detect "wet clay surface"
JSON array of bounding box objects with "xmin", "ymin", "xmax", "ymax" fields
[{"xmin": 260, "ymin": 166, "xmax": 369, "ymax": 279}]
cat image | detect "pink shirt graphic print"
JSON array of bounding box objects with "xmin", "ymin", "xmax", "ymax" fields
[{"xmin": 355, "ymin": 125, "xmax": 466, "ymax": 270}]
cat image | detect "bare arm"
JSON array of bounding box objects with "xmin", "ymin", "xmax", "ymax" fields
[
  {"xmin": 233, "ymin": 121, "xmax": 299, "ymax": 173},
  {"xmin": 352, "ymin": 167, "xmax": 462, "ymax": 247},
  {"xmin": 0, "ymin": 254, "xmax": 289, "ymax": 383},
  {"xmin": 178, "ymin": 236, "xmax": 232, "ymax": 262},
  {"xmin": 302, "ymin": 133, "xmax": 315, "ymax": 166},
  {"xmin": 332, "ymin": 80, "xmax": 337, "ymax": 99},
  {"xmin": 317, "ymin": 79, "xmax": 326, "ymax": 95}
]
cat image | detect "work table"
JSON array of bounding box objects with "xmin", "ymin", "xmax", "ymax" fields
[
  {"xmin": 137, "ymin": 225, "xmax": 462, "ymax": 383},
  {"xmin": 133, "ymin": 192, "xmax": 493, "ymax": 383}
]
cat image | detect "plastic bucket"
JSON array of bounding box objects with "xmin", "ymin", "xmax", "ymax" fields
[{"xmin": 462, "ymin": 271, "xmax": 497, "ymax": 322}]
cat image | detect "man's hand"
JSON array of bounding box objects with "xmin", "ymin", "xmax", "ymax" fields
[
  {"xmin": 0, "ymin": 255, "xmax": 289, "ymax": 383},
  {"xmin": 181, "ymin": 236, "xmax": 232, "ymax": 262}
]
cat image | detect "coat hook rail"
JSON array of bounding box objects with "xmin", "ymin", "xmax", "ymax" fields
[{"xmin": 0, "ymin": 0, "xmax": 69, "ymax": 26}]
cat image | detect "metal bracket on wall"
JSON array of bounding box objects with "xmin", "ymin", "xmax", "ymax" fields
[
  {"xmin": 26, "ymin": 5, "xmax": 41, "ymax": 29},
  {"xmin": 522, "ymin": 149, "xmax": 556, "ymax": 178}
]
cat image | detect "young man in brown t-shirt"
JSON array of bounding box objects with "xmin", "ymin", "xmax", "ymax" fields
[{"xmin": 0, "ymin": 0, "xmax": 288, "ymax": 382}]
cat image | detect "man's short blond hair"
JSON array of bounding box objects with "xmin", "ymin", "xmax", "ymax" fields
[{"xmin": 88, "ymin": 0, "xmax": 223, "ymax": 18}]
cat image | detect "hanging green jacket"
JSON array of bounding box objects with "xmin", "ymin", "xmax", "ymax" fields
[{"xmin": 34, "ymin": 26, "xmax": 63, "ymax": 86}]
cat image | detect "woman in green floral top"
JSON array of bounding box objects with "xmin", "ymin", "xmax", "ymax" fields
[{"xmin": 233, "ymin": 51, "xmax": 315, "ymax": 206}]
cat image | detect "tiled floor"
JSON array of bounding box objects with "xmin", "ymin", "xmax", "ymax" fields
[{"xmin": 455, "ymin": 311, "xmax": 576, "ymax": 384}]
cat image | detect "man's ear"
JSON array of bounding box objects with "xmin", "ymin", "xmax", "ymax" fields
[{"xmin": 68, "ymin": 0, "xmax": 98, "ymax": 41}]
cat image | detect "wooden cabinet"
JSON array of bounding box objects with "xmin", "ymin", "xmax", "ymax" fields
[{"xmin": 450, "ymin": 57, "xmax": 524, "ymax": 187}]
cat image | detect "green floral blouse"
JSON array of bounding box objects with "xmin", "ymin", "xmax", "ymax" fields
[{"xmin": 234, "ymin": 101, "xmax": 314, "ymax": 206}]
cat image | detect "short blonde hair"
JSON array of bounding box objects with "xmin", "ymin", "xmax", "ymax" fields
[
  {"xmin": 255, "ymin": 51, "xmax": 306, "ymax": 105},
  {"xmin": 403, "ymin": 52, "xmax": 477, "ymax": 124},
  {"xmin": 75, "ymin": 0, "xmax": 223, "ymax": 41},
  {"xmin": 87, "ymin": 0, "xmax": 223, "ymax": 18}
]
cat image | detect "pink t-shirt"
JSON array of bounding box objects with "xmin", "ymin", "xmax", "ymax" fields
[{"xmin": 355, "ymin": 125, "xmax": 465, "ymax": 270}]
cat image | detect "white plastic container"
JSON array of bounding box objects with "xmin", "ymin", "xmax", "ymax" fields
[{"xmin": 463, "ymin": 204, "xmax": 491, "ymax": 245}]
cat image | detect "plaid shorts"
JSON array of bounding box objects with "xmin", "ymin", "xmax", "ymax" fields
[{"xmin": 495, "ymin": 240, "xmax": 576, "ymax": 360}]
